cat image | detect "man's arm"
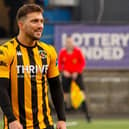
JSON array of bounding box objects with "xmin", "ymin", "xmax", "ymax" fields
[
  {"xmin": 48, "ymin": 76, "xmax": 66, "ymax": 121},
  {"xmin": 0, "ymin": 78, "xmax": 16, "ymax": 122}
]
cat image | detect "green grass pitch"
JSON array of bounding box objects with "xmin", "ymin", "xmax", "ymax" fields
[
  {"xmin": 0, "ymin": 118, "xmax": 129, "ymax": 129},
  {"xmin": 66, "ymin": 119, "xmax": 129, "ymax": 129}
]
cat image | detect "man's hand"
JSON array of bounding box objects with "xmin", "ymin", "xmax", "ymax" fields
[
  {"xmin": 56, "ymin": 121, "xmax": 67, "ymax": 129},
  {"xmin": 63, "ymin": 71, "xmax": 71, "ymax": 78},
  {"xmin": 9, "ymin": 120, "xmax": 23, "ymax": 129},
  {"xmin": 72, "ymin": 72, "xmax": 78, "ymax": 80}
]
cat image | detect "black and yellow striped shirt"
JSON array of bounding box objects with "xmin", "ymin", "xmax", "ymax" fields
[{"xmin": 0, "ymin": 38, "xmax": 59, "ymax": 129}]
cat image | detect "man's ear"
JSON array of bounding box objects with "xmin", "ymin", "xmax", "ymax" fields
[{"xmin": 17, "ymin": 21, "xmax": 23, "ymax": 29}]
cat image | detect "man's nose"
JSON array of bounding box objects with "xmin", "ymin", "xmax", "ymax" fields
[{"xmin": 38, "ymin": 23, "xmax": 43, "ymax": 29}]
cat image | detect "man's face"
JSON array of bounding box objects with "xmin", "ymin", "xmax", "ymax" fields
[
  {"xmin": 21, "ymin": 12, "xmax": 44, "ymax": 40},
  {"xmin": 65, "ymin": 37, "xmax": 74, "ymax": 50}
]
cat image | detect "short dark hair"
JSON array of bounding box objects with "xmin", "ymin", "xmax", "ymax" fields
[{"xmin": 16, "ymin": 4, "xmax": 43, "ymax": 21}]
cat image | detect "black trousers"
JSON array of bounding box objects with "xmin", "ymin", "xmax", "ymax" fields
[{"xmin": 62, "ymin": 74, "xmax": 85, "ymax": 93}]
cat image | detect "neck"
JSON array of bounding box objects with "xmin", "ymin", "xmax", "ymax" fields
[
  {"xmin": 17, "ymin": 33, "xmax": 37, "ymax": 47},
  {"xmin": 67, "ymin": 47, "xmax": 74, "ymax": 53}
]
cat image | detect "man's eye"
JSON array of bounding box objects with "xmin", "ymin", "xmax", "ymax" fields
[
  {"xmin": 32, "ymin": 20, "xmax": 38, "ymax": 23},
  {"xmin": 31, "ymin": 19, "xmax": 44, "ymax": 23}
]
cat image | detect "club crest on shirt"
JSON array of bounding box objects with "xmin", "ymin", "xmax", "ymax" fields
[
  {"xmin": 72, "ymin": 58, "xmax": 77, "ymax": 64},
  {"xmin": 38, "ymin": 50, "xmax": 47, "ymax": 59}
]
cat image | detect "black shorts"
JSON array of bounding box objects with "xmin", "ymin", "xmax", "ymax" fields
[
  {"xmin": 61, "ymin": 74, "xmax": 85, "ymax": 93},
  {"xmin": 44, "ymin": 125, "xmax": 54, "ymax": 129}
]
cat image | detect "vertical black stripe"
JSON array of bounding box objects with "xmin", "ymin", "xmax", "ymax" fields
[
  {"xmin": 27, "ymin": 48, "xmax": 39, "ymax": 129},
  {"xmin": 44, "ymin": 125, "xmax": 54, "ymax": 129},
  {"xmin": 7, "ymin": 120, "xmax": 9, "ymax": 129},
  {"xmin": 16, "ymin": 45, "xmax": 26, "ymax": 128},
  {"xmin": 6, "ymin": 43, "xmax": 14, "ymax": 128},
  {"xmin": 37, "ymin": 46, "xmax": 50, "ymax": 126}
]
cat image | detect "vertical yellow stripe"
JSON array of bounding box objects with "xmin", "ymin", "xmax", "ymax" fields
[
  {"xmin": 46, "ymin": 48, "xmax": 53, "ymax": 125},
  {"xmin": 33, "ymin": 47, "xmax": 45, "ymax": 128},
  {"xmin": 11, "ymin": 54, "xmax": 19, "ymax": 121},
  {"xmin": 44, "ymin": 76, "xmax": 53, "ymax": 125},
  {"xmin": 20, "ymin": 47, "xmax": 33, "ymax": 128},
  {"xmin": 4, "ymin": 117, "xmax": 8, "ymax": 129}
]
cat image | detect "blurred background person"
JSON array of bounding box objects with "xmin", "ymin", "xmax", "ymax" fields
[{"xmin": 58, "ymin": 35, "xmax": 91, "ymax": 122}]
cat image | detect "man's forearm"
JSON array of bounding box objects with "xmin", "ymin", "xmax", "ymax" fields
[
  {"xmin": 48, "ymin": 76, "xmax": 66, "ymax": 121},
  {"xmin": 0, "ymin": 78, "xmax": 16, "ymax": 122}
]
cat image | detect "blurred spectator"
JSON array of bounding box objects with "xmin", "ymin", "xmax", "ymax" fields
[
  {"xmin": 4, "ymin": 0, "xmax": 28, "ymax": 37},
  {"xmin": 58, "ymin": 35, "xmax": 91, "ymax": 122}
]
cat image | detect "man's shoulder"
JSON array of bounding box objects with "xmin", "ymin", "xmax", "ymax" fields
[
  {"xmin": 0, "ymin": 38, "xmax": 16, "ymax": 62},
  {"xmin": 37, "ymin": 41, "xmax": 57, "ymax": 55},
  {"xmin": 38, "ymin": 41, "xmax": 54, "ymax": 50},
  {"xmin": 74, "ymin": 46, "xmax": 81, "ymax": 52},
  {"xmin": 59, "ymin": 48, "xmax": 66, "ymax": 53},
  {"xmin": 0, "ymin": 38, "xmax": 15, "ymax": 50}
]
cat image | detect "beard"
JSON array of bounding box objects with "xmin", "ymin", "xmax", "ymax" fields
[
  {"xmin": 26, "ymin": 31, "xmax": 42, "ymax": 41},
  {"xmin": 31, "ymin": 35, "xmax": 41, "ymax": 40}
]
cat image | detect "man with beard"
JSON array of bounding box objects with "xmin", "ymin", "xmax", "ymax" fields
[{"xmin": 0, "ymin": 4, "xmax": 66, "ymax": 129}]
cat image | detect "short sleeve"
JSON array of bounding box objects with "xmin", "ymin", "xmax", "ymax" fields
[
  {"xmin": 47, "ymin": 46, "xmax": 59, "ymax": 78},
  {"xmin": 0, "ymin": 46, "xmax": 11, "ymax": 78}
]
